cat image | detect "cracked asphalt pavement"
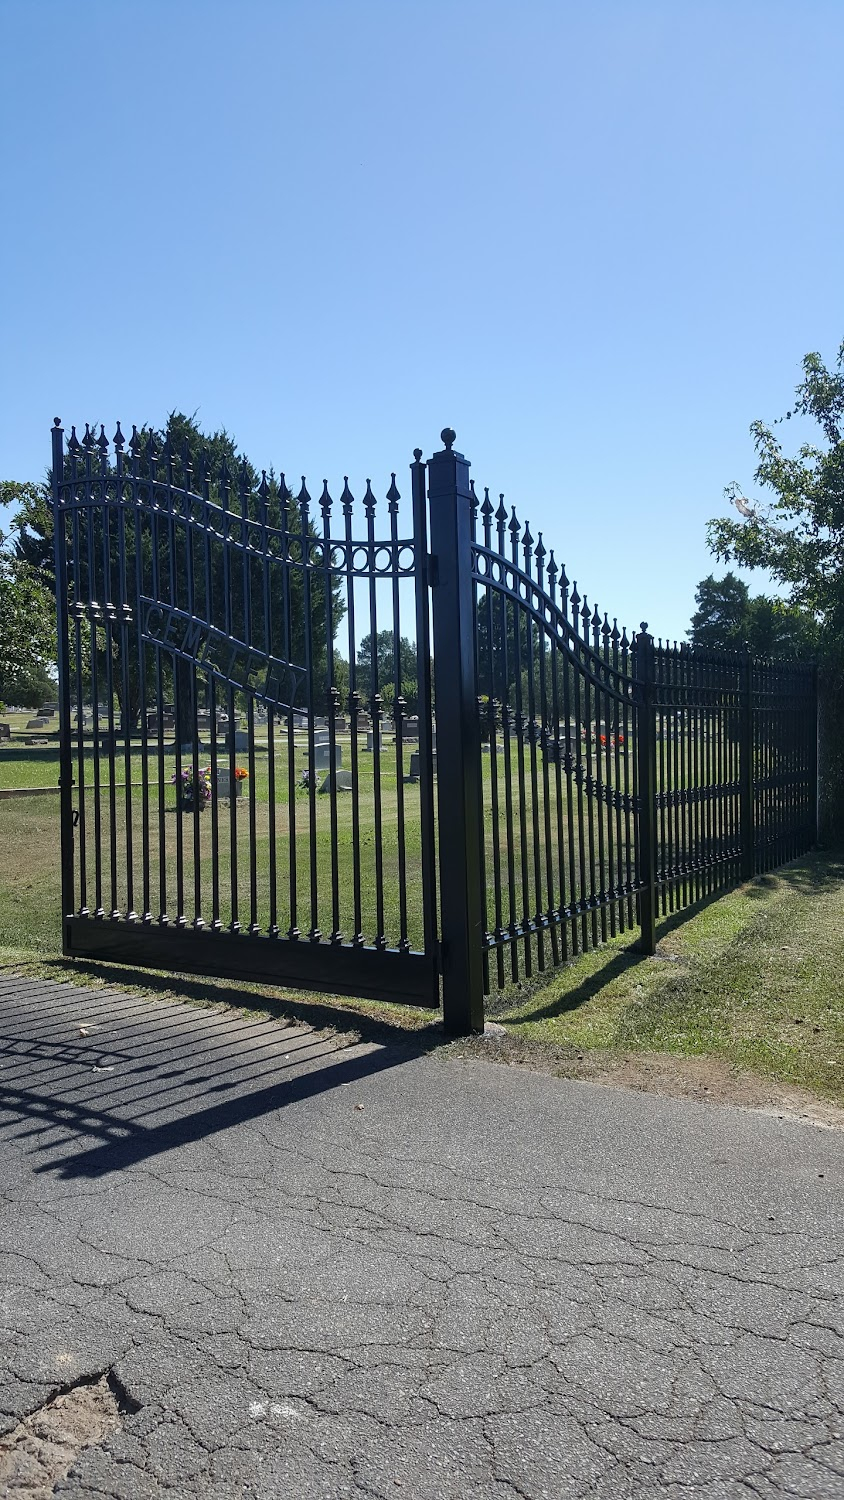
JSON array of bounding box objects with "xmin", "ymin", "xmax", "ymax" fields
[{"xmin": 0, "ymin": 972, "xmax": 842, "ymax": 1499}]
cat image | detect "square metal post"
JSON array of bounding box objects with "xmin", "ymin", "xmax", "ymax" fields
[{"xmin": 427, "ymin": 429, "xmax": 485, "ymax": 1034}]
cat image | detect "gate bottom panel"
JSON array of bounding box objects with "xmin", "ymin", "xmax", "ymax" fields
[{"xmin": 63, "ymin": 916, "xmax": 438, "ymax": 1007}]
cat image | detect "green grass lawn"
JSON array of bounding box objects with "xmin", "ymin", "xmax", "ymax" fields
[{"xmin": 490, "ymin": 849, "xmax": 844, "ymax": 1105}]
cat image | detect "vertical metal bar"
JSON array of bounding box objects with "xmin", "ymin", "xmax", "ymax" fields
[
  {"xmin": 536, "ymin": 538, "xmax": 558, "ymax": 964},
  {"xmin": 411, "ymin": 452, "xmax": 438, "ymax": 976},
  {"xmin": 70, "ymin": 481, "xmax": 88, "ymax": 916},
  {"xmin": 740, "ymin": 649, "xmax": 754, "ymax": 881},
  {"xmin": 547, "ymin": 557, "xmax": 569, "ymax": 961},
  {"xmin": 147, "ymin": 436, "xmax": 167, "ymax": 924},
  {"xmin": 164, "ymin": 442, "xmax": 185, "ymax": 927},
  {"xmin": 620, "ymin": 627, "xmax": 634, "ymax": 927},
  {"xmin": 522, "ymin": 524, "xmax": 545, "ymax": 967},
  {"xmin": 259, "ymin": 475, "xmax": 277, "ymax": 938},
  {"xmin": 281, "ymin": 481, "xmax": 299, "ymax": 942},
  {"xmin": 240, "ymin": 468, "xmax": 259, "ymax": 935},
  {"xmin": 82, "ymin": 432, "xmax": 104, "ymax": 919},
  {"xmin": 592, "ymin": 606, "xmax": 608, "ymax": 943},
  {"xmin": 111, "ymin": 427, "xmax": 135, "ymax": 921},
  {"xmin": 319, "ymin": 482, "xmax": 341, "ymax": 943},
  {"xmin": 220, "ymin": 463, "xmax": 239, "ymax": 932},
  {"xmin": 51, "ymin": 421, "xmax": 75, "ymax": 940},
  {"xmin": 811, "ymin": 663, "xmax": 819, "ymax": 847},
  {"xmin": 657, "ymin": 644, "xmax": 669, "ymax": 912},
  {"xmin": 569, "ymin": 585, "xmax": 588, "ymax": 952},
  {"xmin": 388, "ymin": 475, "xmax": 409, "ymax": 951},
  {"xmin": 614, "ymin": 618, "xmax": 626, "ymax": 924},
  {"xmin": 580, "ymin": 597, "xmax": 599, "ymax": 948},
  {"xmin": 426, "ymin": 429, "xmax": 485, "ymax": 1034},
  {"xmin": 497, "ymin": 499, "xmax": 519, "ymax": 980},
  {"xmin": 600, "ymin": 616, "xmax": 616, "ymax": 937},
  {"xmin": 635, "ymin": 625, "xmax": 657, "ymax": 954},
  {"xmin": 342, "ymin": 480, "xmax": 363, "ymax": 946},
  {"xmin": 95, "ymin": 429, "xmax": 119, "ymax": 919},
  {"xmin": 129, "ymin": 430, "xmax": 150, "ymax": 923},
  {"xmin": 509, "ymin": 509, "xmax": 532, "ymax": 974},
  {"xmin": 365, "ymin": 481, "xmax": 385, "ymax": 948},
  {"xmin": 469, "ymin": 483, "xmax": 489, "ymax": 994},
  {"xmin": 182, "ymin": 445, "xmax": 202, "ymax": 928}
]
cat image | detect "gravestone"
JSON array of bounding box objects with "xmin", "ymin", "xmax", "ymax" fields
[
  {"xmin": 232, "ymin": 729, "xmax": 251, "ymax": 753},
  {"xmin": 0, "ymin": 723, "xmax": 10, "ymax": 740},
  {"xmin": 400, "ymin": 719, "xmax": 420, "ymax": 741},
  {"xmin": 333, "ymin": 716, "xmax": 348, "ymax": 732},
  {"xmin": 26, "ymin": 719, "xmax": 47, "ymax": 730},
  {"xmin": 215, "ymin": 767, "xmax": 243, "ymax": 800},
  {"xmin": 313, "ymin": 743, "xmax": 343, "ymax": 772},
  {"xmin": 319, "ymin": 769, "xmax": 353, "ymax": 795},
  {"xmin": 407, "ymin": 751, "xmax": 437, "ymax": 782},
  {"xmin": 364, "ymin": 731, "xmax": 383, "ymax": 752}
]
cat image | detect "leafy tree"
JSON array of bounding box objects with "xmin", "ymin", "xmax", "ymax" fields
[
  {"xmin": 0, "ymin": 527, "xmax": 57, "ymax": 708},
  {"xmin": 707, "ymin": 342, "xmax": 844, "ymax": 836},
  {"xmin": 5, "ymin": 413, "xmax": 346, "ymax": 727},
  {"xmin": 356, "ymin": 631, "xmax": 418, "ymax": 708},
  {"xmin": 708, "ymin": 343, "xmax": 844, "ymax": 660},
  {"xmin": 689, "ymin": 571, "xmax": 817, "ymax": 657}
]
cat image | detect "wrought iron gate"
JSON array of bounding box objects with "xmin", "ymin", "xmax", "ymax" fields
[
  {"xmin": 52, "ymin": 421, "xmax": 819, "ymax": 1033},
  {"xmin": 51, "ymin": 420, "xmax": 438, "ymax": 1005}
]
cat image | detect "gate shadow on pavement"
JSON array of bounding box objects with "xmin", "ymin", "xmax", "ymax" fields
[{"xmin": 0, "ymin": 971, "xmax": 431, "ymax": 1183}]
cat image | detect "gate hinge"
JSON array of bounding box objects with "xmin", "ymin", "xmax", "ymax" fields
[{"xmin": 428, "ymin": 553, "xmax": 439, "ymax": 587}]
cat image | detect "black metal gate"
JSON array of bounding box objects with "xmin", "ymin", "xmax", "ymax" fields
[
  {"xmin": 52, "ymin": 421, "xmax": 819, "ymax": 1033},
  {"xmin": 51, "ymin": 420, "xmax": 438, "ymax": 1006}
]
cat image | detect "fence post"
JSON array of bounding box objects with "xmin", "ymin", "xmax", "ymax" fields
[
  {"xmin": 50, "ymin": 418, "xmax": 75, "ymax": 946},
  {"xmin": 740, "ymin": 648, "xmax": 755, "ymax": 881},
  {"xmin": 426, "ymin": 429, "xmax": 485, "ymax": 1034},
  {"xmin": 634, "ymin": 624, "xmax": 657, "ymax": 954}
]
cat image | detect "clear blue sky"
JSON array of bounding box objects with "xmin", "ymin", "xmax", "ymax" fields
[{"xmin": 2, "ymin": 0, "xmax": 842, "ymax": 642}]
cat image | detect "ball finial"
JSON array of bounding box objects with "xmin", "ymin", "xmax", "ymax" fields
[
  {"xmin": 640, "ymin": 621, "xmax": 649, "ymax": 634},
  {"xmin": 441, "ymin": 427, "xmax": 456, "ymax": 450},
  {"xmin": 413, "ymin": 447, "xmax": 423, "ymax": 462},
  {"xmin": 53, "ymin": 417, "xmax": 61, "ymax": 427}
]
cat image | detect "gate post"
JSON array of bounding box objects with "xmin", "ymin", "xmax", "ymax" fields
[
  {"xmin": 426, "ymin": 429, "xmax": 485, "ymax": 1034},
  {"xmin": 740, "ymin": 648, "xmax": 755, "ymax": 881},
  {"xmin": 634, "ymin": 624, "xmax": 657, "ymax": 954}
]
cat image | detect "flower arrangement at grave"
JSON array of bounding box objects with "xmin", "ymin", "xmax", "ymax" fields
[
  {"xmin": 171, "ymin": 765, "xmax": 213, "ymax": 811},
  {"xmin": 233, "ymin": 766, "xmax": 249, "ymax": 781}
]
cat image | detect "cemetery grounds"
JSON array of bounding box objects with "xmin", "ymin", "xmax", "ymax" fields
[{"xmin": 1, "ymin": 710, "xmax": 842, "ymax": 1113}]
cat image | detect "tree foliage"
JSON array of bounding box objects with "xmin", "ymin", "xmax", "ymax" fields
[
  {"xmin": 356, "ymin": 631, "xmax": 418, "ymax": 704},
  {"xmin": 708, "ymin": 342, "xmax": 844, "ymax": 667},
  {"xmin": 5, "ymin": 413, "xmax": 346, "ymax": 723},
  {"xmin": 689, "ymin": 572, "xmax": 817, "ymax": 657},
  {"xmin": 0, "ymin": 522, "xmax": 57, "ymax": 708}
]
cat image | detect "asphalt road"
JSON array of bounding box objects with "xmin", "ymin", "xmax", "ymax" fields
[{"xmin": 0, "ymin": 972, "xmax": 842, "ymax": 1499}]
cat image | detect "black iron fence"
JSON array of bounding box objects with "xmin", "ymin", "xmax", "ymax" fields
[{"xmin": 51, "ymin": 422, "xmax": 818, "ymax": 1033}]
